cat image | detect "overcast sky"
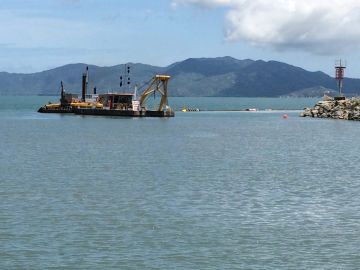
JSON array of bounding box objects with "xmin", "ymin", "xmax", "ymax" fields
[{"xmin": 1, "ymin": 0, "xmax": 360, "ymax": 77}]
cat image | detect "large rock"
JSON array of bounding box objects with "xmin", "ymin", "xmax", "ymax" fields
[
  {"xmin": 318, "ymin": 101, "xmax": 334, "ymax": 111},
  {"xmin": 300, "ymin": 108, "xmax": 312, "ymax": 117}
]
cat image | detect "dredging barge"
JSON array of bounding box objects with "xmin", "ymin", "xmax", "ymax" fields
[{"xmin": 38, "ymin": 69, "xmax": 174, "ymax": 117}]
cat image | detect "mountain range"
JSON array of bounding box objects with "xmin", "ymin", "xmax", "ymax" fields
[{"xmin": 1, "ymin": 56, "xmax": 360, "ymax": 97}]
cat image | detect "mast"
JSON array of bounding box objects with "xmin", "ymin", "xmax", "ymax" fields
[
  {"xmin": 335, "ymin": 59, "xmax": 346, "ymax": 96},
  {"xmin": 120, "ymin": 64, "xmax": 131, "ymax": 91}
]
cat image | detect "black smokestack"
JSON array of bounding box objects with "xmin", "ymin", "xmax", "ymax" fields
[{"xmin": 82, "ymin": 73, "xmax": 87, "ymax": 102}]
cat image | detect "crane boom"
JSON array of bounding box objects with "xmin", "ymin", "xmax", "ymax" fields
[{"xmin": 139, "ymin": 75, "xmax": 171, "ymax": 111}]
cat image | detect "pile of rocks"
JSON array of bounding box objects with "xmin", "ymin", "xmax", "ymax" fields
[{"xmin": 300, "ymin": 97, "xmax": 360, "ymax": 120}]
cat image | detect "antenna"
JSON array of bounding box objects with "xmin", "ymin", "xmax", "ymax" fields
[
  {"xmin": 120, "ymin": 64, "xmax": 131, "ymax": 91},
  {"xmin": 335, "ymin": 59, "xmax": 346, "ymax": 96},
  {"xmin": 127, "ymin": 65, "xmax": 131, "ymax": 90}
]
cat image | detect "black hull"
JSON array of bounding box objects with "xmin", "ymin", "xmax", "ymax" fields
[{"xmin": 38, "ymin": 107, "xmax": 74, "ymax": 113}]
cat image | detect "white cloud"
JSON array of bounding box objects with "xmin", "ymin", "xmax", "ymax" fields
[{"xmin": 172, "ymin": 0, "xmax": 360, "ymax": 54}]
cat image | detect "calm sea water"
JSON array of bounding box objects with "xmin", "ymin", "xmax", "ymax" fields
[{"xmin": 1, "ymin": 96, "xmax": 360, "ymax": 269}]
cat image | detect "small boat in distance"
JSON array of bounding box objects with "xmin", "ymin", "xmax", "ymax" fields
[{"xmin": 181, "ymin": 106, "xmax": 200, "ymax": 112}]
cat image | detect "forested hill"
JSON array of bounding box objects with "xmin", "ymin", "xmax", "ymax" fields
[{"xmin": 1, "ymin": 57, "xmax": 359, "ymax": 97}]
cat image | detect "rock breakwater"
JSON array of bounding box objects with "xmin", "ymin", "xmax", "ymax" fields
[{"xmin": 300, "ymin": 98, "xmax": 360, "ymax": 120}]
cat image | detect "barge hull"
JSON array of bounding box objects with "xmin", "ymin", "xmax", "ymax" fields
[
  {"xmin": 73, "ymin": 108, "xmax": 174, "ymax": 117},
  {"xmin": 38, "ymin": 107, "xmax": 74, "ymax": 113}
]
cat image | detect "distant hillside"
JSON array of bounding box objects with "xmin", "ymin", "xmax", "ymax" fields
[
  {"xmin": 0, "ymin": 63, "xmax": 164, "ymax": 96},
  {"xmin": 1, "ymin": 57, "xmax": 360, "ymax": 97}
]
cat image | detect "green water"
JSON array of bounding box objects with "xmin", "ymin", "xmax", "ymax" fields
[{"xmin": 1, "ymin": 97, "xmax": 359, "ymax": 269}]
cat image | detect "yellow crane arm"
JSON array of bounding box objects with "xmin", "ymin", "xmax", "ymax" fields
[{"xmin": 139, "ymin": 75, "xmax": 170, "ymax": 111}]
